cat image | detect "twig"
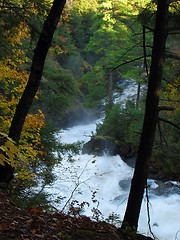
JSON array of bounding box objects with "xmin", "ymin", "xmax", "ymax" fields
[
  {"xmin": 145, "ymin": 183, "xmax": 159, "ymax": 240},
  {"xmin": 61, "ymin": 158, "xmax": 95, "ymax": 212},
  {"xmin": 115, "ymin": 197, "xmax": 129, "ymax": 213},
  {"xmin": 160, "ymin": 98, "xmax": 180, "ymax": 103},
  {"xmin": 112, "ymin": 41, "xmax": 143, "ymax": 66},
  {"xmin": 49, "ymin": 204, "xmax": 61, "ymax": 213},
  {"xmin": 113, "ymin": 55, "xmax": 151, "ymax": 70},
  {"xmin": 158, "ymin": 117, "xmax": 180, "ymax": 130},
  {"xmin": 162, "ymin": 78, "xmax": 180, "ymax": 89},
  {"xmin": 175, "ymin": 230, "xmax": 180, "ymax": 240},
  {"xmin": 158, "ymin": 106, "xmax": 175, "ymax": 112},
  {"xmin": 157, "ymin": 120, "xmax": 164, "ymax": 151}
]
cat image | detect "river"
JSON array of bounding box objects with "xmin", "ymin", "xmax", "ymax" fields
[{"xmin": 43, "ymin": 79, "xmax": 180, "ymax": 240}]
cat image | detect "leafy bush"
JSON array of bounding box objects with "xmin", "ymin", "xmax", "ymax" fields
[
  {"xmin": 82, "ymin": 69, "xmax": 107, "ymax": 108},
  {"xmin": 97, "ymin": 101, "xmax": 144, "ymax": 145},
  {"xmin": 37, "ymin": 59, "xmax": 77, "ymax": 119}
]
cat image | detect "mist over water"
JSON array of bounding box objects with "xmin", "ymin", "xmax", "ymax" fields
[
  {"xmin": 45, "ymin": 120, "xmax": 180, "ymax": 240},
  {"xmin": 44, "ymin": 79, "xmax": 180, "ymax": 240}
]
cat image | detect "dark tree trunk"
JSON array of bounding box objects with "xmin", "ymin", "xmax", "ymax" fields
[
  {"xmin": 0, "ymin": 0, "xmax": 66, "ymax": 183},
  {"xmin": 8, "ymin": 0, "xmax": 66, "ymax": 143},
  {"xmin": 121, "ymin": 0, "xmax": 169, "ymax": 231}
]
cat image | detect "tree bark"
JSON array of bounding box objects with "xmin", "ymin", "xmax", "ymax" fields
[
  {"xmin": 8, "ymin": 0, "xmax": 66, "ymax": 143},
  {"xmin": 0, "ymin": 0, "xmax": 66, "ymax": 183},
  {"xmin": 121, "ymin": 0, "xmax": 169, "ymax": 231}
]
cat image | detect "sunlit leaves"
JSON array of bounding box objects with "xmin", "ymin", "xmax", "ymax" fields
[
  {"xmin": 0, "ymin": 133, "xmax": 27, "ymax": 168},
  {"xmin": 162, "ymin": 61, "xmax": 180, "ymax": 120},
  {"xmin": 0, "ymin": 53, "xmax": 46, "ymax": 186}
]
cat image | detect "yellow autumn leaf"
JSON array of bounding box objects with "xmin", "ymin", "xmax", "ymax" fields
[
  {"xmin": 0, "ymin": 154, "xmax": 6, "ymax": 166},
  {"xmin": 6, "ymin": 150, "xmax": 15, "ymax": 161},
  {"xmin": 5, "ymin": 141, "xmax": 18, "ymax": 154},
  {"xmin": 0, "ymin": 145, "xmax": 8, "ymax": 152}
]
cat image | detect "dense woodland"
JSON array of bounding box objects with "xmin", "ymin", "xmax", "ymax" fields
[{"xmin": 0, "ymin": 0, "xmax": 180, "ymax": 239}]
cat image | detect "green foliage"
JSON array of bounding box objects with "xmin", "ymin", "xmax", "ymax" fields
[
  {"xmin": 0, "ymin": 0, "xmax": 51, "ymax": 60},
  {"xmin": 97, "ymin": 101, "xmax": 144, "ymax": 144},
  {"xmin": 69, "ymin": 0, "xmax": 98, "ymax": 52},
  {"xmin": 82, "ymin": 68, "xmax": 107, "ymax": 107},
  {"xmin": 152, "ymin": 109, "xmax": 180, "ymax": 179},
  {"xmin": 82, "ymin": 0, "xmax": 153, "ymax": 107},
  {"xmin": 137, "ymin": 1, "xmax": 156, "ymax": 28},
  {"xmin": 8, "ymin": 190, "xmax": 51, "ymax": 210},
  {"xmin": 106, "ymin": 212, "xmax": 122, "ymax": 227},
  {"xmin": 37, "ymin": 58, "xmax": 77, "ymax": 120}
]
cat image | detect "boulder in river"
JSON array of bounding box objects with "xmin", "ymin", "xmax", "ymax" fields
[{"xmin": 82, "ymin": 136, "xmax": 135, "ymax": 158}]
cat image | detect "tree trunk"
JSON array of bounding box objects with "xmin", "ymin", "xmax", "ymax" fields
[
  {"xmin": 0, "ymin": 0, "xmax": 66, "ymax": 183},
  {"xmin": 8, "ymin": 0, "xmax": 66, "ymax": 143},
  {"xmin": 121, "ymin": 0, "xmax": 169, "ymax": 231}
]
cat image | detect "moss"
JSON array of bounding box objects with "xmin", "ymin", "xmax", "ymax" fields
[{"xmin": 95, "ymin": 135, "xmax": 113, "ymax": 140}]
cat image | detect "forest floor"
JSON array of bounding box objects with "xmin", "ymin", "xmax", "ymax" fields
[{"xmin": 0, "ymin": 192, "xmax": 154, "ymax": 240}]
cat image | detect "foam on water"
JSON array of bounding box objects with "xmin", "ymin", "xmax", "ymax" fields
[
  {"xmin": 46, "ymin": 79, "xmax": 179, "ymax": 239},
  {"xmin": 45, "ymin": 122, "xmax": 180, "ymax": 240}
]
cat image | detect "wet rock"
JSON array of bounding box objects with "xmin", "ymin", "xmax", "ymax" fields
[
  {"xmin": 82, "ymin": 137, "xmax": 119, "ymax": 156},
  {"xmin": 124, "ymin": 157, "xmax": 136, "ymax": 168},
  {"xmin": 119, "ymin": 179, "xmax": 131, "ymax": 191},
  {"xmin": 82, "ymin": 136, "xmax": 135, "ymax": 158},
  {"xmin": 149, "ymin": 180, "xmax": 180, "ymax": 196}
]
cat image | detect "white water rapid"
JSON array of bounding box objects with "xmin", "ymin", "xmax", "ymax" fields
[{"xmin": 43, "ymin": 79, "xmax": 180, "ymax": 240}]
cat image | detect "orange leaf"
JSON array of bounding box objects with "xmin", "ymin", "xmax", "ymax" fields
[
  {"xmin": 30, "ymin": 208, "xmax": 43, "ymax": 213},
  {"xmin": 0, "ymin": 222, "xmax": 8, "ymax": 231}
]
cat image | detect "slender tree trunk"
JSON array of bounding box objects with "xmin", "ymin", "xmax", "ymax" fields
[
  {"xmin": 0, "ymin": 0, "xmax": 66, "ymax": 183},
  {"xmin": 8, "ymin": 0, "xmax": 66, "ymax": 143},
  {"xmin": 121, "ymin": 0, "xmax": 169, "ymax": 231}
]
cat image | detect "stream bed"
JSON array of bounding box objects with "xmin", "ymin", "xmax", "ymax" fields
[
  {"xmin": 42, "ymin": 119, "xmax": 180, "ymax": 240},
  {"xmin": 43, "ymin": 78, "xmax": 180, "ymax": 240}
]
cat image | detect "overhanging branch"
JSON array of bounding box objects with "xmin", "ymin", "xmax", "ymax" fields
[
  {"xmin": 113, "ymin": 55, "xmax": 151, "ymax": 70},
  {"xmin": 158, "ymin": 106, "xmax": 175, "ymax": 112},
  {"xmin": 158, "ymin": 117, "xmax": 180, "ymax": 130}
]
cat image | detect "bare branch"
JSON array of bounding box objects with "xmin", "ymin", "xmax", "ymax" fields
[
  {"xmin": 157, "ymin": 120, "xmax": 164, "ymax": 151},
  {"xmin": 158, "ymin": 117, "xmax": 180, "ymax": 130},
  {"xmin": 162, "ymin": 78, "xmax": 180, "ymax": 89},
  {"xmin": 158, "ymin": 106, "xmax": 175, "ymax": 112},
  {"xmin": 113, "ymin": 55, "xmax": 151, "ymax": 70},
  {"xmin": 145, "ymin": 184, "xmax": 159, "ymax": 240},
  {"xmin": 144, "ymin": 26, "xmax": 154, "ymax": 32},
  {"xmin": 113, "ymin": 41, "xmax": 143, "ymax": 66},
  {"xmin": 165, "ymin": 53, "xmax": 180, "ymax": 61},
  {"xmin": 160, "ymin": 98, "xmax": 180, "ymax": 103}
]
